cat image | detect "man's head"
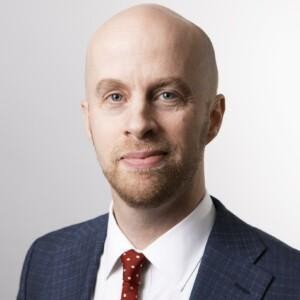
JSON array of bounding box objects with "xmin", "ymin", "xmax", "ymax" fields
[{"xmin": 81, "ymin": 4, "xmax": 225, "ymax": 209}]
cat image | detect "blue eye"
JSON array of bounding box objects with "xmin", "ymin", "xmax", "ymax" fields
[
  {"xmin": 109, "ymin": 93, "xmax": 123, "ymax": 102},
  {"xmin": 161, "ymin": 91, "xmax": 177, "ymax": 100}
]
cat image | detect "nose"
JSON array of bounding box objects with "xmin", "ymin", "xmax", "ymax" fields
[{"xmin": 124, "ymin": 99, "xmax": 158, "ymax": 140}]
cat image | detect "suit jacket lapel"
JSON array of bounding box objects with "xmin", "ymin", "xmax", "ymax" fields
[
  {"xmin": 79, "ymin": 214, "xmax": 108, "ymax": 299},
  {"xmin": 189, "ymin": 197, "xmax": 273, "ymax": 300},
  {"xmin": 56, "ymin": 197, "xmax": 274, "ymax": 299}
]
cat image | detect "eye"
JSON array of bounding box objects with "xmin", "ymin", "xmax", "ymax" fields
[
  {"xmin": 107, "ymin": 93, "xmax": 123, "ymax": 102},
  {"xmin": 160, "ymin": 91, "xmax": 178, "ymax": 100}
]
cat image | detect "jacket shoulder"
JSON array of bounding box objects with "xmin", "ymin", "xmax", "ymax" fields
[
  {"xmin": 210, "ymin": 197, "xmax": 300, "ymax": 298},
  {"xmin": 33, "ymin": 213, "xmax": 109, "ymax": 254},
  {"xmin": 254, "ymin": 226, "xmax": 300, "ymax": 273},
  {"xmin": 17, "ymin": 214, "xmax": 109, "ymax": 299},
  {"xmin": 211, "ymin": 196, "xmax": 300, "ymax": 274}
]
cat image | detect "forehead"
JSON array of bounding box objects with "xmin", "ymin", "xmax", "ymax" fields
[
  {"xmin": 86, "ymin": 23, "xmax": 200, "ymax": 90},
  {"xmin": 93, "ymin": 39, "xmax": 188, "ymax": 73}
]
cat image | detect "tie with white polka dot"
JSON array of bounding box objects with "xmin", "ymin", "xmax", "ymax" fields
[{"xmin": 120, "ymin": 249, "xmax": 148, "ymax": 300}]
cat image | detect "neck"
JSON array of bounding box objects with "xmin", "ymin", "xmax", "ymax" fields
[{"xmin": 111, "ymin": 171, "xmax": 206, "ymax": 250}]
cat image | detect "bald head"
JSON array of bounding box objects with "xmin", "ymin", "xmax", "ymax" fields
[
  {"xmin": 81, "ymin": 4, "xmax": 225, "ymax": 211},
  {"xmin": 85, "ymin": 4, "xmax": 218, "ymax": 105}
]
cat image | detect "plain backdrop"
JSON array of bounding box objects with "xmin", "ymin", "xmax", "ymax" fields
[{"xmin": 1, "ymin": 0, "xmax": 300, "ymax": 298}]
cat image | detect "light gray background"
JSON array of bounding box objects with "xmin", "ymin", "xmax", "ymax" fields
[{"xmin": 1, "ymin": 0, "xmax": 300, "ymax": 298}]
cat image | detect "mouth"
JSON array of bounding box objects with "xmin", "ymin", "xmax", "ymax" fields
[{"xmin": 120, "ymin": 150, "xmax": 168, "ymax": 169}]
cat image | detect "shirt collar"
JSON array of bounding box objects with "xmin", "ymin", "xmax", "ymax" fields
[
  {"xmin": 101, "ymin": 191, "xmax": 215, "ymax": 290},
  {"xmin": 100, "ymin": 203, "xmax": 135, "ymax": 280},
  {"xmin": 143, "ymin": 191, "xmax": 215, "ymax": 290}
]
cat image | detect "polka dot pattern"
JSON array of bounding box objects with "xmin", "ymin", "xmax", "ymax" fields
[{"xmin": 120, "ymin": 249, "xmax": 148, "ymax": 300}]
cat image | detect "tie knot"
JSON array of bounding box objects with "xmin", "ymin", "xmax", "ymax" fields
[{"xmin": 121, "ymin": 249, "xmax": 148, "ymax": 284}]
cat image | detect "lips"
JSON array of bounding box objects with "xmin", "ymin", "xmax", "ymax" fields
[
  {"xmin": 120, "ymin": 150, "xmax": 168, "ymax": 169},
  {"xmin": 121, "ymin": 150, "xmax": 168, "ymax": 160}
]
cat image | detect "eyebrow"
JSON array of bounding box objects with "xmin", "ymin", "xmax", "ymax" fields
[
  {"xmin": 149, "ymin": 77, "xmax": 192, "ymax": 96},
  {"xmin": 95, "ymin": 79, "xmax": 126, "ymax": 96},
  {"xmin": 95, "ymin": 77, "xmax": 192, "ymax": 97}
]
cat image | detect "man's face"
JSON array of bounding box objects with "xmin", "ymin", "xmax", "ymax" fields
[{"xmin": 82, "ymin": 24, "xmax": 212, "ymax": 208}]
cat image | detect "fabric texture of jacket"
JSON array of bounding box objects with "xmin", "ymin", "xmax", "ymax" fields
[{"xmin": 17, "ymin": 197, "xmax": 300, "ymax": 299}]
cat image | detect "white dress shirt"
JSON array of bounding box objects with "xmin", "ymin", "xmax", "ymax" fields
[{"xmin": 93, "ymin": 191, "xmax": 215, "ymax": 300}]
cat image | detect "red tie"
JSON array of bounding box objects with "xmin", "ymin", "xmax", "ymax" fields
[{"xmin": 120, "ymin": 249, "xmax": 148, "ymax": 300}]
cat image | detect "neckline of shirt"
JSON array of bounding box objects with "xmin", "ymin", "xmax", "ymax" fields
[{"xmin": 101, "ymin": 190, "xmax": 216, "ymax": 292}]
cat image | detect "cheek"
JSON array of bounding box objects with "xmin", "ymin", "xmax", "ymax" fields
[
  {"xmin": 163, "ymin": 114, "xmax": 195, "ymax": 156},
  {"xmin": 89, "ymin": 115, "xmax": 120, "ymax": 159},
  {"xmin": 166, "ymin": 111, "xmax": 205, "ymax": 152},
  {"xmin": 168, "ymin": 112, "xmax": 197, "ymax": 139}
]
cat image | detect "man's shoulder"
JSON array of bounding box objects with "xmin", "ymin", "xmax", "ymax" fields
[
  {"xmin": 211, "ymin": 196, "xmax": 300, "ymax": 273},
  {"xmin": 17, "ymin": 214, "xmax": 109, "ymax": 299},
  {"xmin": 253, "ymin": 224, "xmax": 300, "ymax": 272},
  {"xmin": 32, "ymin": 213, "xmax": 109, "ymax": 254}
]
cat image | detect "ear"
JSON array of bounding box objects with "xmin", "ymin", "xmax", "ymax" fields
[
  {"xmin": 206, "ymin": 94, "xmax": 225, "ymax": 145},
  {"xmin": 80, "ymin": 100, "xmax": 93, "ymax": 143}
]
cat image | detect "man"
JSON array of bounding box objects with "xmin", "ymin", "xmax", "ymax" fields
[{"xmin": 17, "ymin": 4, "xmax": 300, "ymax": 300}]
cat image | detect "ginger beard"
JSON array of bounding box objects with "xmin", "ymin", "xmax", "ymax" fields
[{"xmin": 90, "ymin": 119, "xmax": 209, "ymax": 209}]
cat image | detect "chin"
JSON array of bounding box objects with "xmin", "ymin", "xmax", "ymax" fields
[
  {"xmin": 103, "ymin": 152, "xmax": 201, "ymax": 209},
  {"xmin": 114, "ymin": 189, "xmax": 172, "ymax": 209},
  {"xmin": 105, "ymin": 168, "xmax": 178, "ymax": 208},
  {"xmin": 113, "ymin": 176, "xmax": 173, "ymax": 208}
]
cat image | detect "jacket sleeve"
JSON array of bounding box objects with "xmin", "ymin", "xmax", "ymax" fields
[{"xmin": 16, "ymin": 241, "xmax": 36, "ymax": 300}]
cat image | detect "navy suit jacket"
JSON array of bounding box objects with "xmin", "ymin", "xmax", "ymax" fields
[{"xmin": 17, "ymin": 197, "xmax": 300, "ymax": 299}]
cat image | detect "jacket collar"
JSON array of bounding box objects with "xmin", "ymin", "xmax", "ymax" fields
[
  {"xmin": 67, "ymin": 196, "xmax": 273, "ymax": 299},
  {"xmin": 189, "ymin": 196, "xmax": 273, "ymax": 299}
]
